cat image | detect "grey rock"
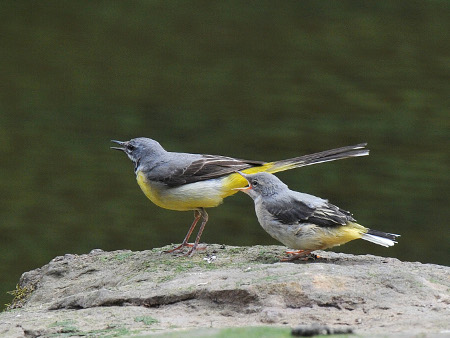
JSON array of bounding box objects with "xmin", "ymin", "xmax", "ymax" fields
[{"xmin": 1, "ymin": 245, "xmax": 449, "ymax": 337}]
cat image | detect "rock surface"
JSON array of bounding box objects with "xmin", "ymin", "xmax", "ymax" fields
[{"xmin": 1, "ymin": 245, "xmax": 449, "ymax": 337}]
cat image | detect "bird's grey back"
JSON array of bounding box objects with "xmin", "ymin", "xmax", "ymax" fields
[
  {"xmin": 138, "ymin": 148, "xmax": 261, "ymax": 187},
  {"xmin": 255, "ymin": 184, "xmax": 355, "ymax": 227}
]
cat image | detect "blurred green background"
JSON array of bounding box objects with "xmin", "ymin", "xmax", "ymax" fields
[{"xmin": 1, "ymin": 1, "xmax": 449, "ymax": 309}]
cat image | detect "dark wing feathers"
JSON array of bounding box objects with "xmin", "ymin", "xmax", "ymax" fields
[
  {"xmin": 161, "ymin": 155, "xmax": 265, "ymax": 187},
  {"xmin": 267, "ymin": 198, "xmax": 355, "ymax": 228},
  {"xmin": 309, "ymin": 203, "xmax": 355, "ymax": 226},
  {"xmin": 267, "ymin": 200, "xmax": 315, "ymax": 224}
]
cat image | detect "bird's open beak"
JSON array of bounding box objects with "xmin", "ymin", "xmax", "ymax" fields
[
  {"xmin": 111, "ymin": 140, "xmax": 126, "ymax": 151},
  {"xmin": 233, "ymin": 171, "xmax": 252, "ymax": 192}
]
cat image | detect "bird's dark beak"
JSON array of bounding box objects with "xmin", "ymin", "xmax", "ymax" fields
[
  {"xmin": 111, "ymin": 140, "xmax": 126, "ymax": 151},
  {"xmin": 233, "ymin": 171, "xmax": 252, "ymax": 192}
]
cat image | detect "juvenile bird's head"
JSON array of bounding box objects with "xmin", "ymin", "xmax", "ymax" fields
[
  {"xmin": 111, "ymin": 137, "xmax": 166, "ymax": 170},
  {"xmin": 235, "ymin": 172, "xmax": 288, "ymax": 199}
]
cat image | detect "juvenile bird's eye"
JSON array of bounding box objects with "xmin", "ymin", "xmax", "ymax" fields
[{"xmin": 127, "ymin": 144, "xmax": 135, "ymax": 151}]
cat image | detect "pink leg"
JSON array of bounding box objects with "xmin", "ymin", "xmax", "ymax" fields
[
  {"xmin": 185, "ymin": 208, "xmax": 208, "ymax": 256},
  {"xmin": 165, "ymin": 210, "xmax": 201, "ymax": 253}
]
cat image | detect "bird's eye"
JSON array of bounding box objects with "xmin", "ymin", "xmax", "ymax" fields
[
  {"xmin": 127, "ymin": 144, "xmax": 135, "ymax": 151},
  {"xmin": 252, "ymin": 180, "xmax": 258, "ymax": 186}
]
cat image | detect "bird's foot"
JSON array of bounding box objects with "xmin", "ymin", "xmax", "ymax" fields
[
  {"xmin": 164, "ymin": 243, "xmax": 194, "ymax": 253},
  {"xmin": 184, "ymin": 244, "xmax": 207, "ymax": 257},
  {"xmin": 164, "ymin": 243, "xmax": 207, "ymax": 255},
  {"xmin": 281, "ymin": 249, "xmax": 315, "ymax": 262},
  {"xmin": 285, "ymin": 249, "xmax": 306, "ymax": 255}
]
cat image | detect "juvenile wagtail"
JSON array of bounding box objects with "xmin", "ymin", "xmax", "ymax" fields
[
  {"xmin": 236, "ymin": 172, "xmax": 399, "ymax": 261},
  {"xmin": 111, "ymin": 138, "xmax": 369, "ymax": 256}
]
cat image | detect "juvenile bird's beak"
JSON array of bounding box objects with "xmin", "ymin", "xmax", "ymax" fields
[
  {"xmin": 233, "ymin": 171, "xmax": 252, "ymax": 192},
  {"xmin": 234, "ymin": 186, "xmax": 252, "ymax": 192},
  {"xmin": 111, "ymin": 140, "xmax": 126, "ymax": 151}
]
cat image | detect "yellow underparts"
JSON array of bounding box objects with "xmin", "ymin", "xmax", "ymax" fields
[
  {"xmin": 135, "ymin": 162, "xmax": 290, "ymax": 212},
  {"xmin": 220, "ymin": 162, "xmax": 280, "ymax": 197},
  {"xmin": 318, "ymin": 222, "xmax": 368, "ymax": 250},
  {"xmin": 136, "ymin": 171, "xmax": 229, "ymax": 211}
]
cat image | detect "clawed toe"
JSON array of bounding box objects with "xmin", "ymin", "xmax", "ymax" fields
[
  {"xmin": 165, "ymin": 243, "xmax": 207, "ymax": 256},
  {"xmin": 281, "ymin": 249, "xmax": 315, "ymax": 262},
  {"xmin": 164, "ymin": 243, "xmax": 194, "ymax": 253}
]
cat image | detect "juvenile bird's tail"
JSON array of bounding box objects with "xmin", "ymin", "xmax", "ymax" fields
[
  {"xmin": 264, "ymin": 143, "xmax": 369, "ymax": 174},
  {"xmin": 362, "ymin": 229, "xmax": 400, "ymax": 247}
]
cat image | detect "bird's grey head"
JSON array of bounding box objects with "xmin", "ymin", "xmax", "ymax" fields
[
  {"xmin": 111, "ymin": 137, "xmax": 165, "ymax": 169},
  {"xmin": 236, "ymin": 172, "xmax": 288, "ymax": 199}
]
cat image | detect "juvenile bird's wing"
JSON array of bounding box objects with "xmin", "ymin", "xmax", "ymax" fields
[
  {"xmin": 267, "ymin": 195, "xmax": 356, "ymax": 227},
  {"xmin": 307, "ymin": 202, "xmax": 356, "ymax": 227},
  {"xmin": 158, "ymin": 154, "xmax": 264, "ymax": 187}
]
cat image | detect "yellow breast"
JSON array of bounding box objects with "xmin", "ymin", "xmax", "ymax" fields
[
  {"xmin": 136, "ymin": 171, "xmax": 227, "ymax": 211},
  {"xmin": 135, "ymin": 163, "xmax": 282, "ymax": 211}
]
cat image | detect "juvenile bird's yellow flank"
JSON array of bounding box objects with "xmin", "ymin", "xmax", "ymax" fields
[{"xmin": 313, "ymin": 222, "xmax": 368, "ymax": 250}]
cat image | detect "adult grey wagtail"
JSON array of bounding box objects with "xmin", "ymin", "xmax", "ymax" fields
[
  {"xmin": 111, "ymin": 137, "xmax": 369, "ymax": 256},
  {"xmin": 236, "ymin": 172, "xmax": 399, "ymax": 261}
]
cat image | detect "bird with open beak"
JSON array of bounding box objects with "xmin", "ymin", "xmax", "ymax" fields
[{"xmin": 111, "ymin": 137, "xmax": 369, "ymax": 256}]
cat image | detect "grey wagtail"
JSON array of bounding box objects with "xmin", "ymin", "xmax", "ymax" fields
[
  {"xmin": 236, "ymin": 172, "xmax": 399, "ymax": 261},
  {"xmin": 111, "ymin": 138, "xmax": 369, "ymax": 256}
]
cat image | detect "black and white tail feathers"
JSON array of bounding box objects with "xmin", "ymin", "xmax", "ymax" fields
[{"xmin": 362, "ymin": 229, "xmax": 400, "ymax": 247}]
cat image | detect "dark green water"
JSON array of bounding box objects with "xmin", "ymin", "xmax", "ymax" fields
[{"xmin": 1, "ymin": 1, "xmax": 449, "ymax": 308}]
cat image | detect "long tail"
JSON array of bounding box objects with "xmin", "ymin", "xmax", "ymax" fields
[
  {"xmin": 225, "ymin": 143, "xmax": 369, "ymax": 196},
  {"xmin": 263, "ymin": 143, "xmax": 369, "ymax": 174},
  {"xmin": 362, "ymin": 229, "xmax": 400, "ymax": 247}
]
